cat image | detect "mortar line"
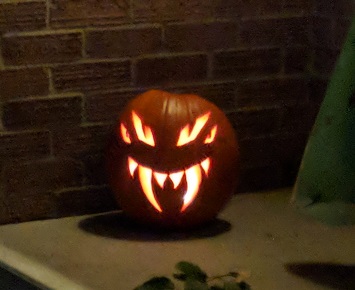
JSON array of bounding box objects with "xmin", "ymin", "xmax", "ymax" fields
[
  {"xmin": 47, "ymin": 67, "xmax": 56, "ymax": 94},
  {"xmin": 46, "ymin": 0, "xmax": 51, "ymax": 29},
  {"xmin": 0, "ymin": 38, "xmax": 4, "ymax": 70},
  {"xmin": 81, "ymin": 30, "xmax": 87, "ymax": 59}
]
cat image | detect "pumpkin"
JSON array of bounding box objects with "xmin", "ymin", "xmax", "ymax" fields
[{"xmin": 106, "ymin": 90, "xmax": 239, "ymax": 228}]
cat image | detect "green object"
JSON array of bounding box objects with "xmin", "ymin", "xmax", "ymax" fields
[
  {"xmin": 134, "ymin": 261, "xmax": 251, "ymax": 290},
  {"xmin": 292, "ymin": 16, "xmax": 355, "ymax": 225}
]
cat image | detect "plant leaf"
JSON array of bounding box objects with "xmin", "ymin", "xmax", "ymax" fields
[
  {"xmin": 175, "ymin": 261, "xmax": 207, "ymax": 283},
  {"xmin": 224, "ymin": 281, "xmax": 242, "ymax": 290},
  {"xmin": 173, "ymin": 273, "xmax": 187, "ymax": 281},
  {"xmin": 210, "ymin": 286, "xmax": 225, "ymax": 290},
  {"xmin": 184, "ymin": 278, "xmax": 209, "ymax": 290},
  {"xmin": 228, "ymin": 272, "xmax": 239, "ymax": 278},
  {"xmin": 239, "ymin": 281, "xmax": 251, "ymax": 290},
  {"xmin": 134, "ymin": 276, "xmax": 174, "ymax": 290}
]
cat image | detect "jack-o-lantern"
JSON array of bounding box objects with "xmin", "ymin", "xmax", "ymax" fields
[{"xmin": 106, "ymin": 90, "xmax": 239, "ymax": 228}]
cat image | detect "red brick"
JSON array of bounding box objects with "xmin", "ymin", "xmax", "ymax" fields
[
  {"xmin": 3, "ymin": 191, "xmax": 55, "ymax": 223},
  {"xmin": 0, "ymin": 1, "xmax": 46, "ymax": 32},
  {"xmin": 280, "ymin": 104, "xmax": 317, "ymax": 133},
  {"xmin": 274, "ymin": 133, "xmax": 308, "ymax": 162},
  {"xmin": 3, "ymin": 158, "xmax": 83, "ymax": 222},
  {"xmin": 165, "ymin": 22, "xmax": 238, "ymax": 52},
  {"xmin": 3, "ymin": 94, "xmax": 83, "ymax": 130},
  {"xmin": 52, "ymin": 124, "xmax": 111, "ymax": 157},
  {"xmin": 86, "ymin": 26, "xmax": 162, "ymax": 58},
  {"xmin": 214, "ymin": 0, "xmax": 241, "ymax": 19},
  {"xmin": 0, "ymin": 189, "xmax": 12, "ymax": 224},
  {"xmin": 4, "ymin": 158, "xmax": 83, "ymax": 194},
  {"xmin": 241, "ymin": 0, "xmax": 283, "ymax": 17},
  {"xmin": 308, "ymin": 77, "xmax": 327, "ymax": 104},
  {"xmin": 85, "ymin": 89, "xmax": 138, "ymax": 123},
  {"xmin": 283, "ymin": 0, "xmax": 314, "ymax": 15},
  {"xmin": 314, "ymin": 0, "xmax": 355, "ymax": 17},
  {"xmin": 238, "ymin": 165, "xmax": 282, "ymax": 193},
  {"xmin": 314, "ymin": 47, "xmax": 339, "ymax": 75},
  {"xmin": 55, "ymin": 186, "xmax": 117, "ymax": 217},
  {"xmin": 0, "ymin": 131, "xmax": 50, "ymax": 161},
  {"xmin": 227, "ymin": 107, "xmax": 282, "ymax": 139},
  {"xmin": 239, "ymin": 136, "xmax": 279, "ymax": 167},
  {"xmin": 237, "ymin": 77, "xmax": 309, "ymax": 107},
  {"xmin": 0, "ymin": 68, "xmax": 49, "ymax": 101},
  {"xmin": 83, "ymin": 153, "xmax": 108, "ymax": 186},
  {"xmin": 50, "ymin": 0, "xmax": 130, "ymax": 28},
  {"xmin": 240, "ymin": 17, "xmax": 309, "ymax": 47},
  {"xmin": 334, "ymin": 18, "xmax": 351, "ymax": 49},
  {"xmin": 213, "ymin": 48, "xmax": 281, "ymax": 78},
  {"xmin": 133, "ymin": 0, "xmax": 183, "ymax": 22},
  {"xmin": 240, "ymin": 19, "xmax": 283, "ymax": 47},
  {"xmin": 184, "ymin": 0, "xmax": 213, "ymax": 20},
  {"xmin": 285, "ymin": 47, "xmax": 310, "ymax": 73},
  {"xmin": 136, "ymin": 54, "xmax": 208, "ymax": 86},
  {"xmin": 86, "ymin": 82, "xmax": 238, "ymax": 122},
  {"xmin": 167, "ymin": 81, "xmax": 237, "ymax": 111},
  {"xmin": 283, "ymin": 17, "xmax": 311, "ymax": 46},
  {"xmin": 2, "ymin": 31, "xmax": 83, "ymax": 66},
  {"xmin": 238, "ymin": 133, "xmax": 307, "ymax": 169},
  {"xmin": 312, "ymin": 16, "xmax": 333, "ymax": 47},
  {"xmin": 133, "ymin": 0, "xmax": 212, "ymax": 22},
  {"xmin": 52, "ymin": 60, "xmax": 131, "ymax": 92}
]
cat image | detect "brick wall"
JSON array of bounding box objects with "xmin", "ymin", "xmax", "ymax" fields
[{"xmin": 0, "ymin": 0, "xmax": 352, "ymax": 224}]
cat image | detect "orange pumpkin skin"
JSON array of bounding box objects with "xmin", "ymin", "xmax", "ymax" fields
[{"xmin": 106, "ymin": 90, "xmax": 239, "ymax": 228}]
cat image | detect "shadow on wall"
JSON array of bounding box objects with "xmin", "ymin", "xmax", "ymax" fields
[
  {"xmin": 285, "ymin": 262, "xmax": 355, "ymax": 290},
  {"xmin": 78, "ymin": 212, "xmax": 231, "ymax": 241}
]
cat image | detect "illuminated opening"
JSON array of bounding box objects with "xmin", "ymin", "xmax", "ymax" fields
[
  {"xmin": 120, "ymin": 123, "xmax": 131, "ymax": 144},
  {"xmin": 153, "ymin": 172, "xmax": 168, "ymax": 188},
  {"xmin": 177, "ymin": 112, "xmax": 210, "ymax": 146},
  {"xmin": 169, "ymin": 171, "xmax": 184, "ymax": 189},
  {"xmin": 128, "ymin": 157, "xmax": 138, "ymax": 176},
  {"xmin": 132, "ymin": 111, "xmax": 155, "ymax": 146},
  {"xmin": 127, "ymin": 157, "xmax": 211, "ymax": 213},
  {"xmin": 204, "ymin": 125, "xmax": 217, "ymax": 144},
  {"xmin": 138, "ymin": 165, "xmax": 162, "ymax": 212},
  {"xmin": 181, "ymin": 164, "xmax": 202, "ymax": 212},
  {"xmin": 200, "ymin": 158, "xmax": 210, "ymax": 175}
]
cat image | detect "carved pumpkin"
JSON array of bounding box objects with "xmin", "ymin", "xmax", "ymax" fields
[{"xmin": 106, "ymin": 90, "xmax": 239, "ymax": 228}]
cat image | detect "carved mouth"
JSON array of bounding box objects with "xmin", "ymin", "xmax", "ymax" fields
[{"xmin": 127, "ymin": 157, "xmax": 210, "ymax": 213}]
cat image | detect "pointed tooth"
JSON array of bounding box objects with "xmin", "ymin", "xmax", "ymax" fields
[
  {"xmin": 128, "ymin": 157, "xmax": 138, "ymax": 177},
  {"xmin": 138, "ymin": 165, "xmax": 162, "ymax": 212},
  {"xmin": 181, "ymin": 164, "xmax": 202, "ymax": 212},
  {"xmin": 153, "ymin": 172, "xmax": 168, "ymax": 188},
  {"xmin": 169, "ymin": 171, "xmax": 184, "ymax": 189},
  {"xmin": 200, "ymin": 158, "xmax": 210, "ymax": 176}
]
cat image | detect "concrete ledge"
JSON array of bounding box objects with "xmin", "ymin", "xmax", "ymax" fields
[{"xmin": 0, "ymin": 188, "xmax": 354, "ymax": 290}]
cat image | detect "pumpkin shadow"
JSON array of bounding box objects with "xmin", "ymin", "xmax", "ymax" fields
[
  {"xmin": 78, "ymin": 211, "xmax": 231, "ymax": 241},
  {"xmin": 285, "ymin": 262, "xmax": 355, "ymax": 289}
]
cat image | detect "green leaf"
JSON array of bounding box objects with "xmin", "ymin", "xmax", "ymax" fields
[
  {"xmin": 210, "ymin": 286, "xmax": 225, "ymax": 290},
  {"xmin": 134, "ymin": 276, "xmax": 174, "ymax": 290},
  {"xmin": 173, "ymin": 273, "xmax": 187, "ymax": 281},
  {"xmin": 184, "ymin": 278, "xmax": 209, "ymax": 290},
  {"xmin": 228, "ymin": 272, "xmax": 239, "ymax": 278},
  {"xmin": 175, "ymin": 261, "xmax": 207, "ymax": 283},
  {"xmin": 224, "ymin": 281, "xmax": 242, "ymax": 290},
  {"xmin": 239, "ymin": 281, "xmax": 251, "ymax": 290}
]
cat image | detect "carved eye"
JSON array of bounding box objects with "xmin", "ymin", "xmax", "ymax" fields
[
  {"xmin": 177, "ymin": 112, "xmax": 210, "ymax": 146},
  {"xmin": 132, "ymin": 111, "xmax": 155, "ymax": 147},
  {"xmin": 204, "ymin": 125, "xmax": 217, "ymax": 144},
  {"xmin": 120, "ymin": 123, "xmax": 131, "ymax": 144}
]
